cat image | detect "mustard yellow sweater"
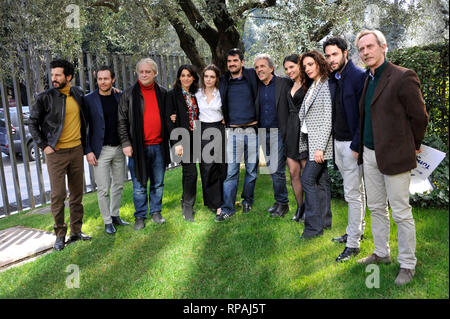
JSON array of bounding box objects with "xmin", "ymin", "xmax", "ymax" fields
[{"xmin": 55, "ymin": 83, "xmax": 81, "ymax": 149}]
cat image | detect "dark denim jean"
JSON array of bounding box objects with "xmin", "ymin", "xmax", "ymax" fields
[
  {"xmin": 221, "ymin": 127, "xmax": 258, "ymax": 215},
  {"xmin": 301, "ymin": 160, "xmax": 330, "ymax": 237},
  {"xmin": 128, "ymin": 144, "xmax": 165, "ymax": 219},
  {"xmin": 263, "ymin": 130, "xmax": 288, "ymax": 204}
]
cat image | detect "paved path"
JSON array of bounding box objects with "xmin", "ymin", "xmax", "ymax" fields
[{"xmin": 0, "ymin": 226, "xmax": 55, "ymax": 269}]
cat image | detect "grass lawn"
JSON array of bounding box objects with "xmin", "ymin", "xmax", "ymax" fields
[{"xmin": 0, "ymin": 167, "xmax": 448, "ymax": 299}]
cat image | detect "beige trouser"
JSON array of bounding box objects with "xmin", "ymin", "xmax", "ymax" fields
[
  {"xmin": 363, "ymin": 146, "xmax": 417, "ymax": 269},
  {"xmin": 93, "ymin": 145, "xmax": 126, "ymax": 224},
  {"xmin": 334, "ymin": 140, "xmax": 366, "ymax": 248}
]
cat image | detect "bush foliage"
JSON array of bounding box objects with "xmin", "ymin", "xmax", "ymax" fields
[{"xmin": 329, "ymin": 42, "xmax": 449, "ymax": 208}]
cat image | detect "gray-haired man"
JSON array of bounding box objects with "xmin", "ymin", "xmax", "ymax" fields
[
  {"xmin": 355, "ymin": 30, "xmax": 428, "ymax": 286},
  {"xmin": 254, "ymin": 53, "xmax": 290, "ymax": 218},
  {"xmin": 117, "ymin": 58, "xmax": 171, "ymax": 230}
]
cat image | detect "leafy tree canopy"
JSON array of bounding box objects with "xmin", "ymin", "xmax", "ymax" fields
[{"xmin": 0, "ymin": 0, "xmax": 448, "ymax": 76}]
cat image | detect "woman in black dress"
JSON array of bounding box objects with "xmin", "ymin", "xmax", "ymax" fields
[
  {"xmin": 283, "ymin": 54, "xmax": 312, "ymax": 222},
  {"xmin": 167, "ymin": 64, "xmax": 200, "ymax": 222}
]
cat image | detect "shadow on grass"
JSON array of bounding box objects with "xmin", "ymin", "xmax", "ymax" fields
[
  {"xmin": 176, "ymin": 215, "xmax": 279, "ymax": 298},
  {"xmin": 174, "ymin": 170, "xmax": 337, "ymax": 298},
  {"xmin": 175, "ymin": 174, "xmax": 449, "ymax": 299},
  {"xmin": 0, "ymin": 170, "xmax": 186, "ymax": 298},
  {"xmin": 0, "ymin": 167, "xmax": 448, "ymax": 299}
]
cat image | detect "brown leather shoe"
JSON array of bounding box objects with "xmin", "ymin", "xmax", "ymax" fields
[
  {"xmin": 152, "ymin": 212, "xmax": 166, "ymax": 224},
  {"xmin": 356, "ymin": 253, "xmax": 391, "ymax": 265},
  {"xmin": 271, "ymin": 203, "xmax": 289, "ymax": 218},
  {"xmin": 134, "ymin": 217, "xmax": 145, "ymax": 230},
  {"xmin": 394, "ymin": 268, "xmax": 415, "ymax": 286}
]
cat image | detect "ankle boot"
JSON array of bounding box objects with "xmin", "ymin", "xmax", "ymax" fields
[
  {"xmin": 291, "ymin": 203, "xmax": 305, "ymax": 222},
  {"xmin": 298, "ymin": 203, "xmax": 305, "ymax": 222}
]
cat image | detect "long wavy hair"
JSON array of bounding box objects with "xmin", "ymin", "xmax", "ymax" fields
[
  {"xmin": 299, "ymin": 50, "xmax": 330, "ymax": 87},
  {"xmin": 200, "ymin": 64, "xmax": 221, "ymax": 90},
  {"xmin": 174, "ymin": 64, "xmax": 199, "ymax": 94}
]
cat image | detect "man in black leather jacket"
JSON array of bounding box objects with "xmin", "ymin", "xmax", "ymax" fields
[
  {"xmin": 29, "ymin": 59, "xmax": 91, "ymax": 251},
  {"xmin": 117, "ymin": 57, "xmax": 170, "ymax": 230}
]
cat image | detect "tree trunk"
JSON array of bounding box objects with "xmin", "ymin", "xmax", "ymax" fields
[{"xmin": 210, "ymin": 28, "xmax": 243, "ymax": 74}]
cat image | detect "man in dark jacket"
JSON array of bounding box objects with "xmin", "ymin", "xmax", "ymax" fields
[
  {"xmin": 117, "ymin": 58, "xmax": 170, "ymax": 230},
  {"xmin": 28, "ymin": 59, "xmax": 91, "ymax": 251},
  {"xmin": 216, "ymin": 48, "xmax": 259, "ymax": 222},
  {"xmin": 253, "ymin": 53, "xmax": 291, "ymax": 218},
  {"xmin": 84, "ymin": 65, "xmax": 129, "ymax": 235},
  {"xmin": 355, "ymin": 30, "xmax": 428, "ymax": 286},
  {"xmin": 324, "ymin": 37, "xmax": 367, "ymax": 262}
]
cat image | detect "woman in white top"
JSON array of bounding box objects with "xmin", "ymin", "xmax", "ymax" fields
[
  {"xmin": 195, "ymin": 64, "xmax": 227, "ymax": 217},
  {"xmin": 298, "ymin": 51, "xmax": 333, "ymax": 239}
]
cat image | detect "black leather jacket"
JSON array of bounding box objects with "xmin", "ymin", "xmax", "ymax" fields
[
  {"xmin": 28, "ymin": 86, "xmax": 87, "ymax": 152},
  {"xmin": 117, "ymin": 81, "xmax": 170, "ymax": 183}
]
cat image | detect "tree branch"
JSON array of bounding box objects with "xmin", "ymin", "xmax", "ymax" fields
[
  {"xmin": 176, "ymin": 0, "xmax": 219, "ymax": 48},
  {"xmin": 311, "ymin": 0, "xmax": 346, "ymax": 42},
  {"xmin": 163, "ymin": 4, "xmax": 206, "ymax": 71},
  {"xmin": 139, "ymin": 2, "xmax": 160, "ymax": 28},
  {"xmin": 233, "ymin": 0, "xmax": 277, "ymax": 18},
  {"xmin": 311, "ymin": 21, "xmax": 334, "ymax": 42},
  {"xmin": 90, "ymin": 0, "xmax": 120, "ymax": 13},
  {"xmin": 206, "ymin": 0, "xmax": 236, "ymax": 33}
]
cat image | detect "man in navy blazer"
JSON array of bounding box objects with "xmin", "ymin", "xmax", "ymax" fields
[
  {"xmin": 324, "ymin": 37, "xmax": 367, "ymax": 262},
  {"xmin": 84, "ymin": 65, "xmax": 130, "ymax": 235},
  {"xmin": 253, "ymin": 53, "xmax": 291, "ymax": 218}
]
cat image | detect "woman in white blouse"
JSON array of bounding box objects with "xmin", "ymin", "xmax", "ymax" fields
[
  {"xmin": 298, "ymin": 51, "xmax": 333, "ymax": 239},
  {"xmin": 195, "ymin": 64, "xmax": 227, "ymax": 217}
]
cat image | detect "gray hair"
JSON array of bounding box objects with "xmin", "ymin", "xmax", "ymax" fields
[
  {"xmin": 136, "ymin": 58, "xmax": 158, "ymax": 76},
  {"xmin": 355, "ymin": 29, "xmax": 388, "ymax": 56},
  {"xmin": 253, "ymin": 53, "xmax": 274, "ymax": 69}
]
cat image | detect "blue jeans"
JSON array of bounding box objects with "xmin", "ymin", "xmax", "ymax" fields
[
  {"xmin": 301, "ymin": 160, "xmax": 330, "ymax": 237},
  {"xmin": 263, "ymin": 130, "xmax": 288, "ymax": 204},
  {"xmin": 128, "ymin": 144, "xmax": 165, "ymax": 219},
  {"xmin": 221, "ymin": 127, "xmax": 258, "ymax": 215}
]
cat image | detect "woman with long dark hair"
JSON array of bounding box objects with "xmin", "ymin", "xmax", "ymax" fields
[
  {"xmin": 195, "ymin": 64, "xmax": 227, "ymax": 217},
  {"xmin": 283, "ymin": 54, "xmax": 312, "ymax": 222},
  {"xmin": 298, "ymin": 50, "xmax": 333, "ymax": 239},
  {"xmin": 167, "ymin": 64, "xmax": 200, "ymax": 222}
]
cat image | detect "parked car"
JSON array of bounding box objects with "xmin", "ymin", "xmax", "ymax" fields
[{"xmin": 0, "ymin": 107, "xmax": 37, "ymax": 161}]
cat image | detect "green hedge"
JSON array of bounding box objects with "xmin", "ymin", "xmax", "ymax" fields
[{"xmin": 329, "ymin": 42, "xmax": 449, "ymax": 208}]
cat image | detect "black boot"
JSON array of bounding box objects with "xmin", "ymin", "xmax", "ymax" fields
[
  {"xmin": 182, "ymin": 204, "xmax": 195, "ymax": 222},
  {"xmin": 299, "ymin": 203, "xmax": 305, "ymax": 222},
  {"xmin": 291, "ymin": 203, "xmax": 305, "ymax": 222},
  {"xmin": 53, "ymin": 236, "xmax": 66, "ymax": 251}
]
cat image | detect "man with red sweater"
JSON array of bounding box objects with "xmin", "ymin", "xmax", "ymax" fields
[{"xmin": 118, "ymin": 58, "xmax": 170, "ymax": 230}]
